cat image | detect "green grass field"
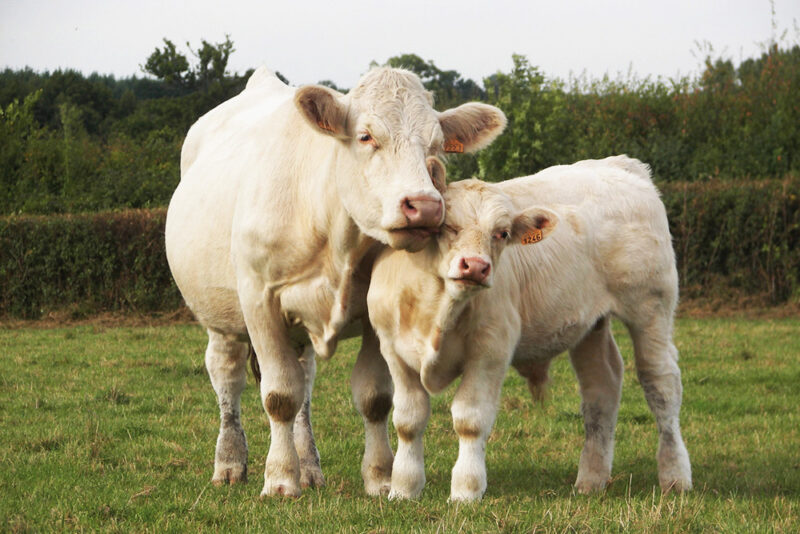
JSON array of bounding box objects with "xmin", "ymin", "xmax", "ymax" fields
[{"xmin": 1, "ymin": 318, "xmax": 798, "ymax": 532}]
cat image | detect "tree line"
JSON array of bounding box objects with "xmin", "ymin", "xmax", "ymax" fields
[{"xmin": 1, "ymin": 37, "xmax": 799, "ymax": 215}]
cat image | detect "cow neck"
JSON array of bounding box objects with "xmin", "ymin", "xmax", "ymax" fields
[{"xmin": 301, "ymin": 148, "xmax": 378, "ymax": 359}]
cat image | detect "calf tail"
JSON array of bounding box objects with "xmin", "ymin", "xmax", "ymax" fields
[
  {"xmin": 604, "ymin": 154, "xmax": 653, "ymax": 183},
  {"xmin": 248, "ymin": 344, "xmax": 261, "ymax": 384},
  {"xmin": 514, "ymin": 360, "xmax": 551, "ymax": 404},
  {"xmin": 527, "ymin": 376, "xmax": 550, "ymax": 404}
]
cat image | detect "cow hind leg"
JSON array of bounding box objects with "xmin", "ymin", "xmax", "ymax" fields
[
  {"xmin": 626, "ymin": 312, "xmax": 692, "ymax": 493},
  {"xmin": 294, "ymin": 345, "xmax": 325, "ymax": 488},
  {"xmin": 351, "ymin": 322, "xmax": 394, "ymax": 496},
  {"xmin": 569, "ymin": 317, "xmax": 623, "ymax": 494},
  {"xmin": 205, "ymin": 329, "xmax": 250, "ymax": 485}
]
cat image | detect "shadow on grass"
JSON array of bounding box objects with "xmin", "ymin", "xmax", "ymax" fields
[{"xmin": 485, "ymin": 452, "xmax": 800, "ymax": 499}]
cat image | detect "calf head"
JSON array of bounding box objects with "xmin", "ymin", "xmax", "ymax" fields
[
  {"xmin": 433, "ymin": 179, "xmax": 558, "ymax": 298},
  {"xmin": 294, "ymin": 68, "xmax": 507, "ymax": 251}
]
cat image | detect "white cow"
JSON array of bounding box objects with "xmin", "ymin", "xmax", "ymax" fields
[
  {"xmin": 165, "ymin": 67, "xmax": 506, "ymax": 497},
  {"xmin": 368, "ymin": 156, "xmax": 692, "ymax": 501}
]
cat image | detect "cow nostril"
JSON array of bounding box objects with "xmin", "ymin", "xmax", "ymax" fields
[
  {"xmin": 460, "ymin": 258, "xmax": 470, "ymax": 272},
  {"xmin": 403, "ymin": 198, "xmax": 417, "ymax": 216},
  {"xmin": 482, "ymin": 264, "xmax": 491, "ymax": 277}
]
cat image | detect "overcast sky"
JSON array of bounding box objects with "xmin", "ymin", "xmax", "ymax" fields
[{"xmin": 2, "ymin": 0, "xmax": 799, "ymax": 88}]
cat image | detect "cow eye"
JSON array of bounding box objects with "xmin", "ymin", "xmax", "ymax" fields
[
  {"xmin": 358, "ymin": 133, "xmax": 376, "ymax": 147},
  {"xmin": 493, "ymin": 230, "xmax": 510, "ymax": 241}
]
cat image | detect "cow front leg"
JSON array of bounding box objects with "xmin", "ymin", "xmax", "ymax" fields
[
  {"xmin": 449, "ymin": 355, "xmax": 507, "ymax": 502},
  {"xmin": 569, "ymin": 317, "xmax": 623, "ymax": 494},
  {"xmin": 240, "ymin": 292, "xmax": 306, "ymax": 498},
  {"xmin": 294, "ymin": 344, "xmax": 325, "ymax": 488},
  {"xmin": 628, "ymin": 316, "xmax": 692, "ymax": 493},
  {"xmin": 351, "ymin": 321, "xmax": 394, "ymax": 496},
  {"xmin": 205, "ymin": 330, "xmax": 250, "ymax": 485},
  {"xmin": 387, "ymin": 358, "xmax": 430, "ymax": 500}
]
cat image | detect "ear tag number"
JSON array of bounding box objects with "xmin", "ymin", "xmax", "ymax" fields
[
  {"xmin": 444, "ymin": 139, "xmax": 464, "ymax": 153},
  {"xmin": 521, "ymin": 229, "xmax": 543, "ymax": 245}
]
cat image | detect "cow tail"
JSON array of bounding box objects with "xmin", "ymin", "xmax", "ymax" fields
[{"xmin": 248, "ymin": 344, "xmax": 261, "ymax": 384}]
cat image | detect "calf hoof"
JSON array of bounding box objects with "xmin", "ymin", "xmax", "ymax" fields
[
  {"xmin": 574, "ymin": 475, "xmax": 610, "ymax": 495},
  {"xmin": 300, "ymin": 462, "xmax": 326, "ymax": 489},
  {"xmin": 450, "ymin": 474, "xmax": 486, "ymax": 502},
  {"xmin": 660, "ymin": 476, "xmax": 692, "ymax": 494},
  {"xmin": 449, "ymin": 489, "xmax": 484, "ymax": 502},
  {"xmin": 363, "ymin": 465, "xmax": 392, "ymax": 497},
  {"xmin": 212, "ymin": 464, "xmax": 247, "ymax": 486},
  {"xmin": 388, "ymin": 487, "xmax": 421, "ymax": 500}
]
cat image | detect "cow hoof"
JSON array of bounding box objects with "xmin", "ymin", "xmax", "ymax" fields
[
  {"xmin": 212, "ymin": 464, "xmax": 247, "ymax": 486},
  {"xmin": 300, "ymin": 463, "xmax": 326, "ymax": 489},
  {"xmin": 260, "ymin": 483, "xmax": 301, "ymax": 498}
]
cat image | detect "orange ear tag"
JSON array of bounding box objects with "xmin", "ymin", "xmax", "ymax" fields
[
  {"xmin": 444, "ymin": 139, "xmax": 464, "ymax": 153},
  {"xmin": 521, "ymin": 228, "xmax": 543, "ymax": 245}
]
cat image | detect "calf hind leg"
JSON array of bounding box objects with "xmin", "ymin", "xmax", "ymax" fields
[
  {"xmin": 569, "ymin": 317, "xmax": 624, "ymax": 494},
  {"xmin": 627, "ymin": 314, "xmax": 692, "ymax": 492},
  {"xmin": 205, "ymin": 330, "xmax": 250, "ymax": 485}
]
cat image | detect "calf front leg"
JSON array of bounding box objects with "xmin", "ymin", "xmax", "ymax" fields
[
  {"xmin": 449, "ymin": 355, "xmax": 508, "ymax": 502},
  {"xmin": 569, "ymin": 317, "xmax": 623, "ymax": 494},
  {"xmin": 387, "ymin": 358, "xmax": 430, "ymax": 500},
  {"xmin": 351, "ymin": 321, "xmax": 394, "ymax": 496},
  {"xmin": 205, "ymin": 330, "xmax": 250, "ymax": 485}
]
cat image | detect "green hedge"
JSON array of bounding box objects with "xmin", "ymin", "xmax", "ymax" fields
[
  {"xmin": 0, "ymin": 208, "xmax": 181, "ymax": 319},
  {"xmin": 662, "ymin": 176, "xmax": 800, "ymax": 304},
  {"xmin": 1, "ymin": 179, "xmax": 798, "ymax": 320}
]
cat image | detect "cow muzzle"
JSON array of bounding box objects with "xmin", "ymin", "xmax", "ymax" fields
[
  {"xmin": 388, "ymin": 194, "xmax": 444, "ymax": 252},
  {"xmin": 401, "ymin": 195, "xmax": 444, "ymax": 229}
]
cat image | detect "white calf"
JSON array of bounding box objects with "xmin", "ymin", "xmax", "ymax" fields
[{"xmin": 368, "ymin": 156, "xmax": 692, "ymax": 500}]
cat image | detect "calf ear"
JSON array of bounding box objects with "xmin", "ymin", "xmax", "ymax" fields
[
  {"xmin": 512, "ymin": 207, "xmax": 558, "ymax": 245},
  {"xmin": 439, "ymin": 103, "xmax": 507, "ymax": 153},
  {"xmin": 294, "ymin": 85, "xmax": 349, "ymax": 139}
]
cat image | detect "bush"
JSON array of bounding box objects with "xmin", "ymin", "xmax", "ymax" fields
[
  {"xmin": 1, "ymin": 177, "xmax": 798, "ymax": 320},
  {"xmin": 0, "ymin": 209, "xmax": 181, "ymax": 319},
  {"xmin": 662, "ymin": 175, "xmax": 800, "ymax": 304}
]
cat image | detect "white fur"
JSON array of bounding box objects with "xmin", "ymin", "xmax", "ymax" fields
[
  {"xmin": 165, "ymin": 66, "xmax": 506, "ymax": 497},
  {"xmin": 368, "ymin": 156, "xmax": 692, "ymax": 501}
]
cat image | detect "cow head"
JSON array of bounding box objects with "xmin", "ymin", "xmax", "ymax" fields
[
  {"xmin": 294, "ymin": 68, "xmax": 506, "ymax": 251},
  {"xmin": 431, "ymin": 179, "xmax": 558, "ymax": 299}
]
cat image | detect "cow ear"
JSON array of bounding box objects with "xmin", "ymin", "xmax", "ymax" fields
[
  {"xmin": 426, "ymin": 156, "xmax": 447, "ymax": 194},
  {"xmin": 511, "ymin": 207, "xmax": 558, "ymax": 245},
  {"xmin": 439, "ymin": 103, "xmax": 507, "ymax": 153},
  {"xmin": 294, "ymin": 85, "xmax": 349, "ymax": 138}
]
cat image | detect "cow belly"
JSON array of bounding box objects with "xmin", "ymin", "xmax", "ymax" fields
[{"xmin": 166, "ymin": 178, "xmax": 242, "ymax": 334}]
